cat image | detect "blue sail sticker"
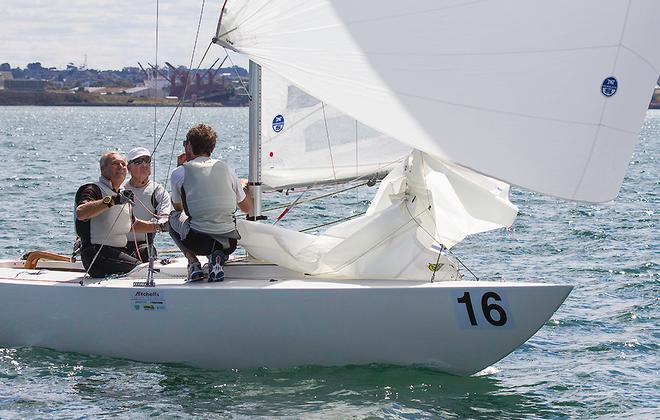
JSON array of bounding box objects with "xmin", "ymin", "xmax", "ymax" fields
[
  {"xmin": 272, "ymin": 114, "xmax": 285, "ymax": 132},
  {"xmin": 601, "ymin": 77, "xmax": 618, "ymax": 97}
]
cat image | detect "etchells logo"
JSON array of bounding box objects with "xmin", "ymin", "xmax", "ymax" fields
[
  {"xmin": 133, "ymin": 290, "xmax": 160, "ymax": 298},
  {"xmin": 601, "ymin": 77, "xmax": 618, "ymax": 97},
  {"xmin": 272, "ymin": 114, "xmax": 284, "ymax": 132}
]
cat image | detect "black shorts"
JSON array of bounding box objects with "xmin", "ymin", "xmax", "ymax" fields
[
  {"xmin": 170, "ymin": 227, "xmax": 237, "ymax": 257},
  {"xmin": 125, "ymin": 241, "xmax": 157, "ymax": 263}
]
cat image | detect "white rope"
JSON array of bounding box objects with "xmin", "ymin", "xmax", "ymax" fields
[{"xmin": 320, "ymin": 103, "xmax": 338, "ymax": 183}]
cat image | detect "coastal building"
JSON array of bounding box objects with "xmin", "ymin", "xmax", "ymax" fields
[
  {"xmin": 80, "ymin": 87, "xmax": 126, "ymax": 95},
  {"xmin": 126, "ymin": 77, "xmax": 170, "ymax": 98},
  {"xmin": 0, "ymin": 71, "xmax": 14, "ymax": 89},
  {"xmin": 4, "ymin": 79, "xmax": 47, "ymax": 92},
  {"xmin": 0, "ymin": 71, "xmax": 12, "ymax": 90}
]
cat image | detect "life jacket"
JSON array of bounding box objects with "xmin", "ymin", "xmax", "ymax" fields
[
  {"xmin": 74, "ymin": 178, "xmax": 132, "ymax": 248},
  {"xmin": 182, "ymin": 158, "xmax": 237, "ymax": 235}
]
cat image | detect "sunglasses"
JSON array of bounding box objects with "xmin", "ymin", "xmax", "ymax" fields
[{"xmin": 130, "ymin": 157, "xmax": 151, "ymax": 165}]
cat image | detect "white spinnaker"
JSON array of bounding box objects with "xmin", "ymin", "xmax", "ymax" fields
[
  {"xmin": 260, "ymin": 68, "xmax": 410, "ymax": 189},
  {"xmin": 238, "ymin": 151, "xmax": 518, "ymax": 278},
  {"xmin": 217, "ymin": 0, "xmax": 660, "ymax": 202}
]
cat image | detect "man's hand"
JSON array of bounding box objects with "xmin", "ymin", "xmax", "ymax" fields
[
  {"xmin": 114, "ymin": 190, "xmax": 134, "ymax": 205},
  {"xmin": 156, "ymin": 220, "xmax": 170, "ymax": 233},
  {"xmin": 177, "ymin": 153, "xmax": 187, "ymax": 167}
]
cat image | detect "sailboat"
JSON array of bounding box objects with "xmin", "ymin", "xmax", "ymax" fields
[{"xmin": 1, "ymin": 1, "xmax": 658, "ymax": 376}]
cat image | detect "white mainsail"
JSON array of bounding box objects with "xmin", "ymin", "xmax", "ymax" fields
[
  {"xmin": 260, "ymin": 68, "xmax": 410, "ymax": 189},
  {"xmin": 216, "ymin": 0, "xmax": 660, "ymax": 202}
]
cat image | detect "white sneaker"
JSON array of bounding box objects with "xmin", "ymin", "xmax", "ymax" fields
[
  {"xmin": 186, "ymin": 261, "xmax": 204, "ymax": 282},
  {"xmin": 208, "ymin": 251, "xmax": 225, "ymax": 282}
]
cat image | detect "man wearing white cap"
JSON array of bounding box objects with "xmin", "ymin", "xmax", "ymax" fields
[{"xmin": 123, "ymin": 147, "xmax": 172, "ymax": 261}]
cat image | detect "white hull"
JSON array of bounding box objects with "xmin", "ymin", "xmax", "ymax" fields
[{"xmin": 0, "ymin": 258, "xmax": 571, "ymax": 376}]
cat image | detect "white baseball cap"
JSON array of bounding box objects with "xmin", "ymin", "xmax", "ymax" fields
[{"xmin": 127, "ymin": 147, "xmax": 151, "ymax": 162}]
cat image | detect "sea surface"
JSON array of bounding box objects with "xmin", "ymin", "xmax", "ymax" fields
[{"xmin": 0, "ymin": 106, "xmax": 657, "ymax": 418}]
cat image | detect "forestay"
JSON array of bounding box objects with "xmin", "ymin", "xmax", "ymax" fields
[
  {"xmin": 260, "ymin": 68, "xmax": 410, "ymax": 189},
  {"xmin": 216, "ymin": 0, "xmax": 660, "ymax": 202}
]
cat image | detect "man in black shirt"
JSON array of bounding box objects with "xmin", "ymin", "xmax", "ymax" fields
[{"xmin": 75, "ymin": 151, "xmax": 167, "ymax": 277}]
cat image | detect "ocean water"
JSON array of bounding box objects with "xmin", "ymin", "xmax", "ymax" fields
[{"xmin": 0, "ymin": 106, "xmax": 657, "ymax": 418}]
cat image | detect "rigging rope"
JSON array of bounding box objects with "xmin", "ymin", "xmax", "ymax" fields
[
  {"xmin": 153, "ymin": 0, "xmax": 159, "ymax": 183},
  {"xmin": 162, "ymin": 0, "xmax": 211, "ymax": 191},
  {"xmin": 355, "ymin": 120, "xmax": 359, "ymax": 206},
  {"xmin": 402, "ymin": 196, "xmax": 479, "ymax": 281},
  {"xmin": 223, "ymin": 47, "xmax": 251, "ymax": 100},
  {"xmin": 273, "ymin": 189, "xmax": 308, "ymax": 225},
  {"xmin": 151, "ymin": 40, "xmax": 213, "ymax": 158},
  {"xmin": 215, "ymin": 0, "xmax": 229, "ymax": 36},
  {"xmin": 261, "ymin": 180, "xmax": 371, "ymax": 213},
  {"xmin": 321, "ymin": 102, "xmax": 338, "ymax": 183},
  {"xmin": 298, "ymin": 211, "xmax": 366, "ymax": 233}
]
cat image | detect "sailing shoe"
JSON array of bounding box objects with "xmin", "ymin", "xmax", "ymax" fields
[
  {"xmin": 186, "ymin": 261, "xmax": 204, "ymax": 282},
  {"xmin": 208, "ymin": 251, "xmax": 226, "ymax": 282}
]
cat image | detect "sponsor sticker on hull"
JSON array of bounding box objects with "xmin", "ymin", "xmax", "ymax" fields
[{"xmin": 131, "ymin": 289, "xmax": 166, "ymax": 311}]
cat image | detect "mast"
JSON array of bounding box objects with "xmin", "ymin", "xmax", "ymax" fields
[{"xmin": 248, "ymin": 60, "xmax": 263, "ymax": 220}]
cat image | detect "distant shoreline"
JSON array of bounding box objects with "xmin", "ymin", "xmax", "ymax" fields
[
  {"xmin": 0, "ymin": 90, "xmax": 244, "ymax": 107},
  {"xmin": 3, "ymin": 89, "xmax": 658, "ymax": 109}
]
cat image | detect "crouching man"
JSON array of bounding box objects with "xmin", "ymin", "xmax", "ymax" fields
[
  {"xmin": 75, "ymin": 151, "xmax": 168, "ymax": 278},
  {"xmin": 169, "ymin": 124, "xmax": 252, "ymax": 282}
]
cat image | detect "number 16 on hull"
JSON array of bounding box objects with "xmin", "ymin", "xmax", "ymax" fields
[{"xmin": 454, "ymin": 289, "xmax": 514, "ymax": 330}]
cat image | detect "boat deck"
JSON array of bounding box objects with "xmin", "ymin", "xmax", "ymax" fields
[{"xmin": 0, "ymin": 257, "xmax": 560, "ymax": 290}]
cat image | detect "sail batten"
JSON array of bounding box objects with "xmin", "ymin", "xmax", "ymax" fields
[{"xmin": 217, "ymin": 0, "xmax": 660, "ymax": 202}]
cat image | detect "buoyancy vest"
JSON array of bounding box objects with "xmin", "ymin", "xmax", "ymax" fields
[
  {"xmin": 123, "ymin": 181, "xmax": 169, "ymax": 242},
  {"xmin": 90, "ymin": 178, "xmax": 132, "ymax": 247},
  {"xmin": 182, "ymin": 158, "xmax": 237, "ymax": 235}
]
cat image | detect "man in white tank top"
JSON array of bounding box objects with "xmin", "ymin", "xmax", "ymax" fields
[{"xmin": 169, "ymin": 124, "xmax": 252, "ymax": 282}]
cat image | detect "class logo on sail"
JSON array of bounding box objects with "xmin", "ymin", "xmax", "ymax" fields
[
  {"xmin": 272, "ymin": 114, "xmax": 285, "ymax": 132},
  {"xmin": 601, "ymin": 77, "xmax": 618, "ymax": 97}
]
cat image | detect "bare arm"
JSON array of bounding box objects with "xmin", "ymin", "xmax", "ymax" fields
[
  {"xmin": 173, "ymin": 202, "xmax": 184, "ymax": 212},
  {"xmin": 238, "ymin": 181, "xmax": 253, "ymax": 214},
  {"xmin": 238, "ymin": 196, "xmax": 252, "ymax": 214},
  {"xmin": 154, "ymin": 185, "xmax": 173, "ymax": 222},
  {"xmin": 76, "ymin": 199, "xmax": 110, "ymax": 221},
  {"xmin": 132, "ymin": 218, "xmax": 161, "ymax": 233}
]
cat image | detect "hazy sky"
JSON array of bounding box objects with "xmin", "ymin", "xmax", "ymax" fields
[{"xmin": 2, "ymin": 0, "xmax": 248, "ymax": 70}]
